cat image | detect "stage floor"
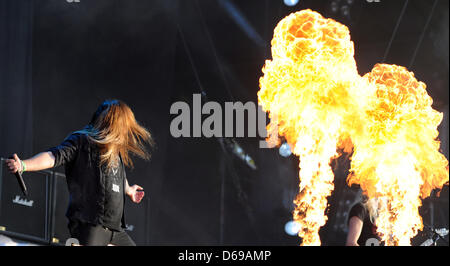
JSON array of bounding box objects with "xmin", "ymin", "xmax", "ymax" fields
[{"xmin": 0, "ymin": 233, "xmax": 40, "ymax": 246}]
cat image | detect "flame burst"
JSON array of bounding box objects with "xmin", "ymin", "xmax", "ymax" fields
[
  {"xmin": 348, "ymin": 64, "xmax": 449, "ymax": 245},
  {"xmin": 258, "ymin": 10, "xmax": 449, "ymax": 246}
]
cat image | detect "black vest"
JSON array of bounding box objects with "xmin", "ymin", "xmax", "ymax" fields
[{"xmin": 48, "ymin": 133, "xmax": 126, "ymax": 230}]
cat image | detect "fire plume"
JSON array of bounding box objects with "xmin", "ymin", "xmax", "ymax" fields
[
  {"xmin": 348, "ymin": 64, "xmax": 449, "ymax": 245},
  {"xmin": 258, "ymin": 10, "xmax": 448, "ymax": 246}
]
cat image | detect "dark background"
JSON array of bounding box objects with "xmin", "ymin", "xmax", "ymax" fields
[{"xmin": 0, "ymin": 0, "xmax": 448, "ymax": 245}]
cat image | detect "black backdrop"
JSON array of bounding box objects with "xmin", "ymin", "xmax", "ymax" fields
[
  {"xmin": 1, "ymin": 0, "xmax": 448, "ymax": 246},
  {"xmin": 0, "ymin": 0, "xmax": 34, "ymax": 159}
]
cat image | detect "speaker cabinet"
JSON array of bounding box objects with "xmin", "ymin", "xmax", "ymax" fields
[
  {"xmin": 48, "ymin": 173, "xmax": 71, "ymax": 245},
  {"xmin": 0, "ymin": 159, "xmax": 50, "ymax": 243}
]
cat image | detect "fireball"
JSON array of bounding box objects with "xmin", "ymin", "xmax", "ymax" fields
[
  {"xmin": 348, "ymin": 64, "xmax": 449, "ymax": 245},
  {"xmin": 258, "ymin": 9, "xmax": 448, "ymax": 246}
]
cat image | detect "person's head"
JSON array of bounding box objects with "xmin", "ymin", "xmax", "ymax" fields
[
  {"xmin": 85, "ymin": 99, "xmax": 154, "ymax": 169},
  {"xmin": 361, "ymin": 195, "xmax": 382, "ymax": 224}
]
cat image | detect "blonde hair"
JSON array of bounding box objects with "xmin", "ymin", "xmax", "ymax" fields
[
  {"xmin": 80, "ymin": 99, "xmax": 154, "ymax": 170},
  {"xmin": 363, "ymin": 197, "xmax": 380, "ymax": 224}
]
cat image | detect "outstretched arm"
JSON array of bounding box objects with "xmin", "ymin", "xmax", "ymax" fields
[{"xmin": 5, "ymin": 152, "xmax": 55, "ymax": 174}]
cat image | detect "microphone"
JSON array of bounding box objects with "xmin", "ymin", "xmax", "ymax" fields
[{"xmin": 8, "ymin": 156, "xmax": 28, "ymax": 196}]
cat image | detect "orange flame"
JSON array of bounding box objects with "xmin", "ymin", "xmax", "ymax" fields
[
  {"xmin": 258, "ymin": 9, "xmax": 449, "ymax": 246},
  {"xmin": 348, "ymin": 64, "xmax": 449, "ymax": 245}
]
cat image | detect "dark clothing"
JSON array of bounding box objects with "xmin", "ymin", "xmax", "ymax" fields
[
  {"xmin": 348, "ymin": 203, "xmax": 382, "ymax": 246},
  {"xmin": 101, "ymin": 163, "xmax": 125, "ymax": 231},
  {"xmin": 47, "ymin": 132, "xmax": 127, "ymax": 232},
  {"xmin": 68, "ymin": 220, "xmax": 135, "ymax": 246}
]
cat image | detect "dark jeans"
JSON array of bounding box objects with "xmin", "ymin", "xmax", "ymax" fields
[{"xmin": 68, "ymin": 220, "xmax": 136, "ymax": 246}]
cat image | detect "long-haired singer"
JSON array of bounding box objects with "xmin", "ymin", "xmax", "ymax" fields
[{"xmin": 4, "ymin": 99, "xmax": 154, "ymax": 246}]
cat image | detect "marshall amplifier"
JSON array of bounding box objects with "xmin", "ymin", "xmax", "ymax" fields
[{"xmin": 0, "ymin": 158, "xmax": 51, "ymax": 244}]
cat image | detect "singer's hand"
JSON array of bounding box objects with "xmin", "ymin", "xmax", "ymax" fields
[
  {"xmin": 5, "ymin": 154, "xmax": 22, "ymax": 174},
  {"xmin": 126, "ymin": 184, "xmax": 145, "ymax": 203}
]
